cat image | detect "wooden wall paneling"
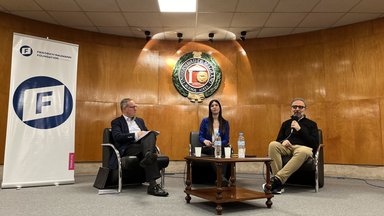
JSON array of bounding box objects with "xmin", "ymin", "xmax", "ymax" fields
[
  {"xmin": 236, "ymin": 45, "xmax": 255, "ymax": 105},
  {"xmin": 323, "ymin": 39, "xmax": 356, "ymax": 101},
  {"xmin": 271, "ymin": 45, "xmax": 325, "ymax": 104},
  {"xmin": 123, "ymin": 49, "xmax": 160, "ymax": 104},
  {"xmin": 158, "ymin": 49, "xmax": 191, "ymax": 105},
  {"xmin": 239, "ymin": 49, "xmax": 280, "ymax": 104},
  {"xmin": 325, "ymin": 99, "xmax": 382, "ymax": 165},
  {"xmin": 211, "ymin": 42, "xmax": 238, "ymax": 106},
  {"xmin": 353, "ymin": 35, "xmax": 383, "ymax": 98},
  {"xmin": 373, "ymin": 33, "xmax": 384, "ymax": 95},
  {"xmin": 140, "ymin": 104, "xmax": 199, "ymax": 160},
  {"xmin": 0, "ymin": 29, "xmax": 12, "ymax": 164},
  {"xmin": 232, "ymin": 104, "xmax": 281, "ymax": 157},
  {"xmin": 75, "ymin": 101, "xmax": 117, "ymax": 162}
]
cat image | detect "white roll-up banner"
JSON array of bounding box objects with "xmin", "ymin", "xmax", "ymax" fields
[{"xmin": 2, "ymin": 33, "xmax": 79, "ymax": 188}]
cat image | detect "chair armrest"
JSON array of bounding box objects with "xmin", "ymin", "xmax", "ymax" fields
[
  {"xmin": 102, "ymin": 143, "xmax": 121, "ymax": 160},
  {"xmin": 314, "ymin": 144, "xmax": 324, "ymax": 162},
  {"xmin": 101, "ymin": 143, "xmax": 122, "ymax": 193}
]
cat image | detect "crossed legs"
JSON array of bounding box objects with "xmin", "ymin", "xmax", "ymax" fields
[{"xmin": 268, "ymin": 141, "xmax": 313, "ymax": 184}]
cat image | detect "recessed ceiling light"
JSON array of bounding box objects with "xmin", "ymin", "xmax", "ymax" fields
[{"xmin": 158, "ymin": 0, "xmax": 196, "ymax": 12}]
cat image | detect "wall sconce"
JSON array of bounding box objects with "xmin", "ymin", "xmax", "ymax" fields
[
  {"xmin": 208, "ymin": 32, "xmax": 214, "ymax": 43},
  {"xmin": 240, "ymin": 31, "xmax": 247, "ymax": 41},
  {"xmin": 177, "ymin": 32, "xmax": 183, "ymax": 43},
  {"xmin": 145, "ymin": 30, "xmax": 151, "ymax": 41}
]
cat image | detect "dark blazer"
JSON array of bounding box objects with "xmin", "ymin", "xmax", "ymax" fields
[
  {"xmin": 199, "ymin": 117, "xmax": 230, "ymax": 147},
  {"xmin": 109, "ymin": 115, "xmax": 147, "ymax": 169}
]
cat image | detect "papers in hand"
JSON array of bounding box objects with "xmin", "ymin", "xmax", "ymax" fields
[{"xmin": 137, "ymin": 130, "xmax": 160, "ymax": 141}]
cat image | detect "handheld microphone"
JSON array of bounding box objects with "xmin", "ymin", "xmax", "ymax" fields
[{"xmin": 290, "ymin": 115, "xmax": 299, "ymax": 133}]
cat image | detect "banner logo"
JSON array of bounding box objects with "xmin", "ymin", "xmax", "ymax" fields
[
  {"xmin": 172, "ymin": 52, "xmax": 222, "ymax": 102},
  {"xmin": 20, "ymin": 45, "xmax": 33, "ymax": 56},
  {"xmin": 13, "ymin": 76, "xmax": 73, "ymax": 129}
]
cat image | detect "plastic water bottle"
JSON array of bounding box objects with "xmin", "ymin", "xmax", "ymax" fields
[
  {"xmin": 238, "ymin": 132, "xmax": 246, "ymax": 158},
  {"xmin": 214, "ymin": 132, "xmax": 222, "ymax": 158}
]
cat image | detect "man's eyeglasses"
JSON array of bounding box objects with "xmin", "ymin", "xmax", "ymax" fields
[
  {"xmin": 128, "ymin": 106, "xmax": 137, "ymax": 109},
  {"xmin": 291, "ymin": 105, "xmax": 305, "ymax": 109}
]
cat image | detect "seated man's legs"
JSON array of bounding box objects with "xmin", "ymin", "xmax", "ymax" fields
[
  {"xmin": 139, "ymin": 132, "xmax": 168, "ymax": 196},
  {"xmin": 276, "ymin": 145, "xmax": 313, "ymax": 184},
  {"xmin": 265, "ymin": 141, "xmax": 312, "ymax": 193}
]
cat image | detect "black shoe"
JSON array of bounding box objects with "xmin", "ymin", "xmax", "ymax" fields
[
  {"xmin": 147, "ymin": 184, "xmax": 169, "ymax": 197},
  {"xmin": 140, "ymin": 152, "xmax": 158, "ymax": 168},
  {"xmin": 262, "ymin": 176, "xmax": 284, "ymax": 194}
]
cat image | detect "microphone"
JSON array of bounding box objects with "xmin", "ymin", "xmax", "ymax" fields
[{"xmin": 290, "ymin": 115, "xmax": 299, "ymax": 133}]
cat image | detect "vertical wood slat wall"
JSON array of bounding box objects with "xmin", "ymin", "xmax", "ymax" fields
[{"xmin": 0, "ymin": 12, "xmax": 383, "ymax": 165}]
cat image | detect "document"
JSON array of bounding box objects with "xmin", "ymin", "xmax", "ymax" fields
[{"xmin": 137, "ymin": 130, "xmax": 160, "ymax": 141}]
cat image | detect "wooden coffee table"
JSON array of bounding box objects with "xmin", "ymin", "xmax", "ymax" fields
[{"xmin": 184, "ymin": 156, "xmax": 274, "ymax": 215}]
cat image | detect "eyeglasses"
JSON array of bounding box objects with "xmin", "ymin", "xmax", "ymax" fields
[
  {"xmin": 291, "ymin": 105, "xmax": 305, "ymax": 109},
  {"xmin": 128, "ymin": 105, "xmax": 137, "ymax": 109}
]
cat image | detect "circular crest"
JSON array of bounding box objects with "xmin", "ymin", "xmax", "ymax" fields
[{"xmin": 172, "ymin": 52, "xmax": 221, "ymax": 102}]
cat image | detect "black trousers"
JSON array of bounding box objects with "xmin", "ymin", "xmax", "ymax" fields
[{"xmin": 124, "ymin": 131, "xmax": 161, "ymax": 182}]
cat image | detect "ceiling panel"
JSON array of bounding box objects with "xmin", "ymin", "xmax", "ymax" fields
[
  {"xmin": 0, "ymin": 0, "xmax": 382, "ymax": 40},
  {"xmin": 274, "ymin": 0, "xmax": 319, "ymax": 12},
  {"xmin": 75, "ymin": 0, "xmax": 120, "ymax": 12},
  {"xmin": 299, "ymin": 12, "xmax": 345, "ymax": 27},
  {"xmin": 198, "ymin": 0, "xmax": 238, "ymax": 12},
  {"xmin": 49, "ymin": 11, "xmax": 93, "ymax": 26},
  {"xmin": 35, "ymin": 0, "xmax": 80, "ymax": 11},
  {"xmin": 86, "ymin": 12, "xmax": 127, "ymax": 26},
  {"xmin": 197, "ymin": 13, "xmax": 233, "ymax": 28},
  {"xmin": 236, "ymin": 0, "xmax": 278, "ymax": 12},
  {"xmin": 312, "ymin": 0, "xmax": 360, "ymax": 12},
  {"xmin": 265, "ymin": 13, "xmax": 307, "ymax": 27},
  {"xmin": 123, "ymin": 12, "xmax": 162, "ymax": 27},
  {"xmin": 231, "ymin": 13, "xmax": 270, "ymax": 27},
  {"xmin": 116, "ymin": 0, "xmax": 159, "ymax": 12}
]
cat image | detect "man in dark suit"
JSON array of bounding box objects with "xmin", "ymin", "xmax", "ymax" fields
[{"xmin": 110, "ymin": 98, "xmax": 168, "ymax": 196}]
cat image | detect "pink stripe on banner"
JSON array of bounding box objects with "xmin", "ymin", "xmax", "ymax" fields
[{"xmin": 68, "ymin": 153, "xmax": 75, "ymax": 170}]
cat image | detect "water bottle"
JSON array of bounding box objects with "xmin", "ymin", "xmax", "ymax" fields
[
  {"xmin": 238, "ymin": 132, "xmax": 246, "ymax": 158},
  {"xmin": 214, "ymin": 132, "xmax": 222, "ymax": 158}
]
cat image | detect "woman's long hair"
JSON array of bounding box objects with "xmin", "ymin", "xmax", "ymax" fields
[{"xmin": 208, "ymin": 99, "xmax": 227, "ymax": 136}]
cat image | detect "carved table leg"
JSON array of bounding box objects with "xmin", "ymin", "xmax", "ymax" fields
[
  {"xmin": 264, "ymin": 161, "xmax": 273, "ymax": 208},
  {"xmin": 185, "ymin": 159, "xmax": 191, "ymax": 203},
  {"xmin": 215, "ymin": 162, "xmax": 223, "ymax": 200},
  {"xmin": 216, "ymin": 204, "xmax": 223, "ymax": 215}
]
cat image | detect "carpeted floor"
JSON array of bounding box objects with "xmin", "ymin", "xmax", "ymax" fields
[{"xmin": 0, "ymin": 173, "xmax": 383, "ymax": 216}]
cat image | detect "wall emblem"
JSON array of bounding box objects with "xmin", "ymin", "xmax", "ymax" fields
[{"xmin": 172, "ymin": 51, "xmax": 222, "ymax": 103}]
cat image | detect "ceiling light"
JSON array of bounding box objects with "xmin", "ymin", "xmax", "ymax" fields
[
  {"xmin": 177, "ymin": 32, "xmax": 183, "ymax": 43},
  {"xmin": 158, "ymin": 0, "xmax": 196, "ymax": 12},
  {"xmin": 208, "ymin": 33, "xmax": 214, "ymax": 43},
  {"xmin": 145, "ymin": 30, "xmax": 151, "ymax": 41},
  {"xmin": 240, "ymin": 31, "xmax": 247, "ymax": 41}
]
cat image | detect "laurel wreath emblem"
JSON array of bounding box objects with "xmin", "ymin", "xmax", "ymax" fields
[{"xmin": 172, "ymin": 52, "xmax": 222, "ymax": 102}]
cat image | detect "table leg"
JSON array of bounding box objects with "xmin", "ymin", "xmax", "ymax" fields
[
  {"xmin": 229, "ymin": 162, "xmax": 236, "ymax": 187},
  {"xmin": 215, "ymin": 162, "xmax": 223, "ymax": 200},
  {"xmin": 216, "ymin": 204, "xmax": 223, "ymax": 215},
  {"xmin": 264, "ymin": 161, "xmax": 273, "ymax": 208},
  {"xmin": 185, "ymin": 159, "xmax": 191, "ymax": 203}
]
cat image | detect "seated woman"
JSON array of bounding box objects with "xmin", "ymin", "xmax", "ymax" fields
[{"xmin": 199, "ymin": 99, "xmax": 230, "ymax": 185}]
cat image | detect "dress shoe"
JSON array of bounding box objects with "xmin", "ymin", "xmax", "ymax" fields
[
  {"xmin": 140, "ymin": 152, "xmax": 158, "ymax": 168},
  {"xmin": 147, "ymin": 184, "xmax": 169, "ymax": 197}
]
